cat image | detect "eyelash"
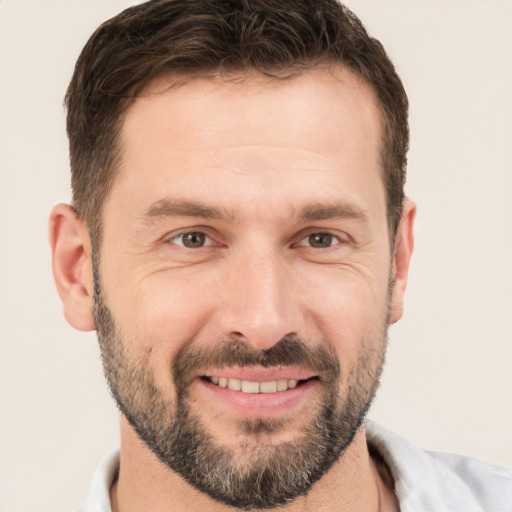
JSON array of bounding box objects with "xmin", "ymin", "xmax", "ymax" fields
[
  {"xmin": 168, "ymin": 231, "xmax": 216, "ymax": 248},
  {"xmin": 167, "ymin": 230, "xmax": 346, "ymax": 249},
  {"xmin": 295, "ymin": 232, "xmax": 344, "ymax": 249}
]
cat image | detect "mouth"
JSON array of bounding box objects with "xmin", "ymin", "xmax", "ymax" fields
[
  {"xmin": 195, "ymin": 368, "xmax": 321, "ymax": 418},
  {"xmin": 201, "ymin": 375, "xmax": 318, "ymax": 394}
]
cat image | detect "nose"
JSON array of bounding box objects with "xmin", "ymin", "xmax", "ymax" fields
[{"xmin": 217, "ymin": 246, "xmax": 302, "ymax": 350}]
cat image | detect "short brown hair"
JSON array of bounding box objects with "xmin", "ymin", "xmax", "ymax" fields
[{"xmin": 65, "ymin": 0, "xmax": 408, "ymax": 245}]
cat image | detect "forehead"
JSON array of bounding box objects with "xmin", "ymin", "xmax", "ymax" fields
[
  {"xmin": 110, "ymin": 66, "xmax": 384, "ymax": 223},
  {"xmin": 124, "ymin": 66, "xmax": 382, "ymax": 154}
]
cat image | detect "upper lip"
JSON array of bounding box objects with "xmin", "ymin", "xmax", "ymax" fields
[{"xmin": 201, "ymin": 365, "xmax": 318, "ymax": 382}]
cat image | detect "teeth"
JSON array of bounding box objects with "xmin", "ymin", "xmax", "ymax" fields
[
  {"xmin": 241, "ymin": 381, "xmax": 259, "ymax": 393},
  {"xmin": 276, "ymin": 379, "xmax": 288, "ymax": 391},
  {"xmin": 259, "ymin": 381, "xmax": 277, "ymax": 393},
  {"xmin": 209, "ymin": 377, "xmax": 302, "ymax": 393},
  {"xmin": 227, "ymin": 378, "xmax": 242, "ymax": 391}
]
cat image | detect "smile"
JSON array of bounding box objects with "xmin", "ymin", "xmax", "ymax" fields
[
  {"xmin": 203, "ymin": 376, "xmax": 316, "ymax": 393},
  {"xmin": 197, "ymin": 370, "xmax": 321, "ymax": 417}
]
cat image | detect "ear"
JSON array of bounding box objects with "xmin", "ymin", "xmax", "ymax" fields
[
  {"xmin": 49, "ymin": 204, "xmax": 95, "ymax": 331},
  {"xmin": 389, "ymin": 199, "xmax": 416, "ymax": 324}
]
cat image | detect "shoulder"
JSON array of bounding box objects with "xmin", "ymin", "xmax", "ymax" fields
[
  {"xmin": 366, "ymin": 420, "xmax": 512, "ymax": 512},
  {"xmin": 426, "ymin": 448, "xmax": 512, "ymax": 508}
]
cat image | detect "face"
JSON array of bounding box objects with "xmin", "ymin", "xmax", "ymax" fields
[{"xmin": 94, "ymin": 67, "xmax": 397, "ymax": 508}]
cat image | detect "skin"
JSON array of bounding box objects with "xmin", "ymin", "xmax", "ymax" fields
[{"xmin": 50, "ymin": 66, "xmax": 415, "ymax": 512}]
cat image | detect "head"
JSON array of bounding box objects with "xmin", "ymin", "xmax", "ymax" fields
[{"xmin": 51, "ymin": 1, "xmax": 415, "ymax": 509}]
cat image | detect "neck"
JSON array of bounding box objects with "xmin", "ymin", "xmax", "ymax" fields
[{"xmin": 111, "ymin": 416, "xmax": 397, "ymax": 512}]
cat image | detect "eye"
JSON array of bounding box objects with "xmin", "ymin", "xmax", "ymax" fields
[
  {"xmin": 298, "ymin": 232, "xmax": 341, "ymax": 248},
  {"xmin": 170, "ymin": 231, "xmax": 211, "ymax": 248}
]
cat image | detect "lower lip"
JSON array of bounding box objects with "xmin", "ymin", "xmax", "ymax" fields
[{"xmin": 197, "ymin": 378, "xmax": 319, "ymax": 417}]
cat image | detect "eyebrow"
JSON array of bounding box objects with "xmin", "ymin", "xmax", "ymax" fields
[
  {"xmin": 298, "ymin": 203, "xmax": 368, "ymax": 223},
  {"xmin": 141, "ymin": 198, "xmax": 368, "ymax": 224},
  {"xmin": 143, "ymin": 199, "xmax": 235, "ymax": 222}
]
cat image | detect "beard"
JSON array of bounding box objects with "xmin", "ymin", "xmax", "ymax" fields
[{"xmin": 93, "ymin": 263, "xmax": 389, "ymax": 510}]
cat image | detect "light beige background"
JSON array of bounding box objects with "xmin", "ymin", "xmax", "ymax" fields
[{"xmin": 0, "ymin": 1, "xmax": 511, "ymax": 511}]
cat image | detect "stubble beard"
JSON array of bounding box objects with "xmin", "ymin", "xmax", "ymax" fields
[{"xmin": 93, "ymin": 263, "xmax": 389, "ymax": 510}]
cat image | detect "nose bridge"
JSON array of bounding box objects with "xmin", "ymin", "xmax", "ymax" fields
[{"xmin": 219, "ymin": 242, "xmax": 299, "ymax": 349}]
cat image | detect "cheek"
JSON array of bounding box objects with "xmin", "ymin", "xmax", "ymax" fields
[
  {"xmin": 296, "ymin": 266, "xmax": 389, "ymax": 358},
  {"xmin": 106, "ymin": 269, "xmax": 220, "ymax": 354}
]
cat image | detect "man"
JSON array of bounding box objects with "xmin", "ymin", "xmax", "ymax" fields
[{"xmin": 48, "ymin": 1, "xmax": 512, "ymax": 511}]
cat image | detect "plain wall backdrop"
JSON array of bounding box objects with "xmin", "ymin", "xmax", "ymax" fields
[{"xmin": 0, "ymin": 1, "xmax": 511, "ymax": 511}]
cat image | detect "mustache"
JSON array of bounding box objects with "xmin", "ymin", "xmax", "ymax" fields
[{"xmin": 172, "ymin": 336, "xmax": 341, "ymax": 387}]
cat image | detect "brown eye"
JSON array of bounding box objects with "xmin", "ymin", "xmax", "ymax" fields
[
  {"xmin": 307, "ymin": 233, "xmax": 335, "ymax": 248},
  {"xmin": 172, "ymin": 232, "xmax": 208, "ymax": 248}
]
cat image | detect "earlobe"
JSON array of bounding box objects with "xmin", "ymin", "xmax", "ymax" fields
[
  {"xmin": 49, "ymin": 204, "xmax": 95, "ymax": 332},
  {"xmin": 389, "ymin": 200, "xmax": 416, "ymax": 324}
]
